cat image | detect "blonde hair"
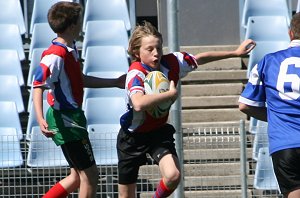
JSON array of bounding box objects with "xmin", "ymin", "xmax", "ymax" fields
[{"xmin": 128, "ymin": 21, "xmax": 163, "ymax": 62}]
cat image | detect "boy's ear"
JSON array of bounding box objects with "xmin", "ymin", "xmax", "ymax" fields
[{"xmin": 289, "ymin": 29, "xmax": 294, "ymax": 41}]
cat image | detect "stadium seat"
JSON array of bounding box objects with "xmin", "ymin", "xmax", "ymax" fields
[
  {"xmin": 0, "ymin": 127, "xmax": 23, "ymax": 168},
  {"xmin": 244, "ymin": 16, "xmax": 290, "ymax": 42},
  {"xmin": 88, "ymin": 124, "xmax": 120, "ymax": 165},
  {"xmin": 0, "ymin": 24, "xmax": 25, "ymax": 61},
  {"xmin": 0, "ymin": 0, "xmax": 26, "ymax": 35},
  {"xmin": 241, "ymin": 0, "xmax": 290, "ymax": 29},
  {"xmin": 28, "ymin": 23, "xmax": 56, "ymax": 60},
  {"xmin": 82, "ymin": 0, "xmax": 131, "ymax": 32},
  {"xmin": 27, "ymin": 48, "xmax": 46, "ymax": 87},
  {"xmin": 27, "ymin": 126, "xmax": 68, "ymax": 167},
  {"xmin": 247, "ymin": 41, "xmax": 289, "ymax": 77},
  {"xmin": 82, "ymin": 71, "xmax": 126, "ymax": 110},
  {"xmin": 297, "ymin": 0, "xmax": 300, "ymax": 13},
  {"xmin": 253, "ymin": 147, "xmax": 280, "ymax": 191},
  {"xmin": 252, "ymin": 121, "xmax": 268, "ymax": 161},
  {"xmin": 85, "ymin": 97, "xmax": 126, "ymax": 125},
  {"xmin": 0, "ymin": 50, "xmax": 24, "ymax": 86},
  {"xmin": 0, "ymin": 101, "xmax": 23, "ymax": 140},
  {"xmin": 30, "ymin": 0, "xmax": 72, "ymax": 34},
  {"xmin": 0, "ymin": 75, "xmax": 25, "ymax": 113},
  {"xmin": 82, "ymin": 45, "xmax": 129, "ymax": 74},
  {"xmin": 81, "ymin": 20, "xmax": 129, "ymax": 59},
  {"xmin": 26, "ymin": 100, "xmax": 50, "ymax": 141}
]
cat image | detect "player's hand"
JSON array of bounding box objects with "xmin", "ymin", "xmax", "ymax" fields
[
  {"xmin": 168, "ymin": 80, "xmax": 178, "ymax": 101},
  {"xmin": 117, "ymin": 74, "xmax": 127, "ymax": 89},
  {"xmin": 235, "ymin": 39, "xmax": 256, "ymax": 56},
  {"xmin": 38, "ymin": 118, "xmax": 55, "ymax": 138}
]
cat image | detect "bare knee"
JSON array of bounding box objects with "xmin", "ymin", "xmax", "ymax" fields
[{"xmin": 164, "ymin": 169, "xmax": 181, "ymax": 188}]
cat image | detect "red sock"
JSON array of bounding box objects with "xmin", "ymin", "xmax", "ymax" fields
[
  {"xmin": 42, "ymin": 182, "xmax": 68, "ymax": 198},
  {"xmin": 153, "ymin": 179, "xmax": 174, "ymax": 198}
]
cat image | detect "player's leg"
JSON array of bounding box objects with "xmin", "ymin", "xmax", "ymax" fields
[
  {"xmin": 118, "ymin": 183, "xmax": 136, "ymax": 198},
  {"xmin": 152, "ymin": 154, "xmax": 180, "ymax": 198},
  {"xmin": 77, "ymin": 164, "xmax": 99, "ymax": 198},
  {"xmin": 61, "ymin": 139, "xmax": 99, "ymax": 197},
  {"xmin": 288, "ymin": 189, "xmax": 300, "ymax": 198}
]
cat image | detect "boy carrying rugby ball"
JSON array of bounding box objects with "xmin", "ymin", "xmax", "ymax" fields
[{"xmin": 118, "ymin": 21, "xmax": 255, "ymax": 198}]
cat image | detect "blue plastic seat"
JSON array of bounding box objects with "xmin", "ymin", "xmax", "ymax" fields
[
  {"xmin": 27, "ymin": 126, "xmax": 68, "ymax": 167},
  {"xmin": 252, "ymin": 121, "xmax": 268, "ymax": 161},
  {"xmin": 30, "ymin": 0, "xmax": 72, "ymax": 34},
  {"xmin": 0, "ymin": 24, "xmax": 25, "ymax": 61},
  {"xmin": 83, "ymin": 46, "xmax": 129, "ymax": 74},
  {"xmin": 254, "ymin": 147, "xmax": 280, "ymax": 191},
  {"xmin": 244, "ymin": 16, "xmax": 290, "ymax": 42},
  {"xmin": 27, "ymin": 48, "xmax": 46, "ymax": 87},
  {"xmin": 241, "ymin": 0, "xmax": 290, "ymax": 29},
  {"xmin": 81, "ymin": 20, "xmax": 129, "ymax": 59},
  {"xmin": 247, "ymin": 41, "xmax": 289, "ymax": 77},
  {"xmin": 82, "ymin": 0, "xmax": 131, "ymax": 32},
  {"xmin": 26, "ymin": 100, "xmax": 50, "ymax": 141},
  {"xmin": 0, "ymin": 50, "xmax": 24, "ymax": 86},
  {"xmin": 0, "ymin": 0, "xmax": 26, "ymax": 35},
  {"xmin": 0, "ymin": 75, "xmax": 24, "ymax": 113},
  {"xmin": 0, "ymin": 101, "xmax": 22, "ymax": 140},
  {"xmin": 29, "ymin": 23, "xmax": 56, "ymax": 60},
  {"xmin": 0, "ymin": 127, "xmax": 23, "ymax": 168},
  {"xmin": 82, "ymin": 72, "xmax": 126, "ymax": 110}
]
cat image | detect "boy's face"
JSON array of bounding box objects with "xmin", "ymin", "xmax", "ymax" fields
[{"xmin": 137, "ymin": 35, "xmax": 163, "ymax": 69}]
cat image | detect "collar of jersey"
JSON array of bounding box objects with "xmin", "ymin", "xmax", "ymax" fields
[
  {"xmin": 289, "ymin": 40, "xmax": 300, "ymax": 48},
  {"xmin": 52, "ymin": 39, "xmax": 76, "ymax": 52},
  {"xmin": 141, "ymin": 63, "xmax": 158, "ymax": 72}
]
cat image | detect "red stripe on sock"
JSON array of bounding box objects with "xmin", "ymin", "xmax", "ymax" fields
[{"xmin": 42, "ymin": 182, "xmax": 68, "ymax": 198}]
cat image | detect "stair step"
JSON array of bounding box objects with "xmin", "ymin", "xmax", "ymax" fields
[
  {"xmin": 183, "ymin": 148, "xmax": 252, "ymax": 161},
  {"xmin": 182, "ymin": 95, "xmax": 239, "ymax": 109},
  {"xmin": 181, "ymin": 83, "xmax": 243, "ymax": 97},
  {"xmin": 182, "ymin": 120, "xmax": 249, "ymax": 131},
  {"xmin": 183, "ymin": 135, "xmax": 242, "ymax": 149},
  {"xmin": 182, "ymin": 70, "xmax": 247, "ymax": 83},
  {"xmin": 140, "ymin": 189, "xmax": 252, "ymax": 198},
  {"xmin": 140, "ymin": 163, "xmax": 245, "ymax": 178},
  {"xmin": 182, "ymin": 108, "xmax": 247, "ymax": 123}
]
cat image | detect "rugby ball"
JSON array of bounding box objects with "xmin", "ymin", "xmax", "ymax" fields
[{"xmin": 144, "ymin": 71, "xmax": 173, "ymax": 118}]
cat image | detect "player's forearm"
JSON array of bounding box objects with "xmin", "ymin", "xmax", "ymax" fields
[
  {"xmin": 33, "ymin": 87, "xmax": 45, "ymax": 122},
  {"xmin": 83, "ymin": 74, "xmax": 120, "ymax": 88},
  {"xmin": 194, "ymin": 51, "xmax": 237, "ymax": 65},
  {"xmin": 239, "ymin": 103, "xmax": 267, "ymax": 122}
]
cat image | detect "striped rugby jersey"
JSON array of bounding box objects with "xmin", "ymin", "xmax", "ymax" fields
[
  {"xmin": 33, "ymin": 40, "xmax": 83, "ymax": 110},
  {"xmin": 120, "ymin": 52, "xmax": 197, "ymax": 133}
]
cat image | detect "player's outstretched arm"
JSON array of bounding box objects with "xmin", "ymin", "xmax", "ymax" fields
[
  {"xmin": 194, "ymin": 39, "xmax": 256, "ymax": 65},
  {"xmin": 82, "ymin": 73, "xmax": 126, "ymax": 89}
]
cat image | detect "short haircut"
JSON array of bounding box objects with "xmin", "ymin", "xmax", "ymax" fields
[
  {"xmin": 47, "ymin": 1, "xmax": 82, "ymax": 33},
  {"xmin": 128, "ymin": 21, "xmax": 163, "ymax": 62},
  {"xmin": 290, "ymin": 12, "xmax": 300, "ymax": 40}
]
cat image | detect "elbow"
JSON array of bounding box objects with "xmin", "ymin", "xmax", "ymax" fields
[{"xmin": 239, "ymin": 103, "xmax": 249, "ymax": 114}]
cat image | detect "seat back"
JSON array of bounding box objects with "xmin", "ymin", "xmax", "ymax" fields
[
  {"xmin": 0, "ymin": 101, "xmax": 22, "ymax": 140},
  {"xmin": 0, "ymin": 75, "xmax": 24, "ymax": 113},
  {"xmin": 27, "ymin": 126, "xmax": 68, "ymax": 167},
  {"xmin": 81, "ymin": 20, "xmax": 129, "ymax": 59},
  {"xmin": 0, "ymin": 50, "xmax": 24, "ymax": 86},
  {"xmin": 0, "ymin": 24, "xmax": 25, "ymax": 60},
  {"xmin": 83, "ymin": 46, "xmax": 129, "ymax": 74},
  {"xmin": 0, "ymin": 127, "xmax": 23, "ymax": 168},
  {"xmin": 241, "ymin": 0, "xmax": 290, "ymax": 28},
  {"xmin": 82, "ymin": 0, "xmax": 131, "ymax": 32}
]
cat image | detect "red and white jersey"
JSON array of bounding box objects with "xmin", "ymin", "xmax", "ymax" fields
[
  {"xmin": 120, "ymin": 52, "xmax": 197, "ymax": 133},
  {"xmin": 33, "ymin": 41, "xmax": 83, "ymax": 110}
]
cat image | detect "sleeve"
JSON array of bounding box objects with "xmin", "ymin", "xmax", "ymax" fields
[
  {"xmin": 126, "ymin": 68, "xmax": 146, "ymax": 98},
  {"xmin": 238, "ymin": 60, "xmax": 266, "ymax": 107},
  {"xmin": 33, "ymin": 54, "xmax": 64, "ymax": 88},
  {"xmin": 172, "ymin": 52, "xmax": 198, "ymax": 78}
]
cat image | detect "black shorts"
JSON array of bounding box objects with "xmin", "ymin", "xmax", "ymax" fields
[
  {"xmin": 61, "ymin": 138, "xmax": 96, "ymax": 170},
  {"xmin": 272, "ymin": 148, "xmax": 300, "ymax": 195},
  {"xmin": 117, "ymin": 124, "xmax": 177, "ymax": 184}
]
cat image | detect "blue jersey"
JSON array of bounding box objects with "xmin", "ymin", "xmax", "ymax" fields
[{"xmin": 239, "ymin": 40, "xmax": 300, "ymax": 154}]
